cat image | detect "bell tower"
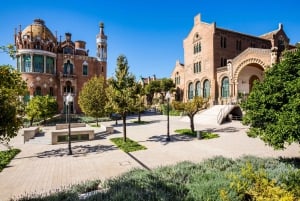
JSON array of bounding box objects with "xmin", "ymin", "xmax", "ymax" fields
[{"xmin": 96, "ymin": 22, "xmax": 107, "ymax": 62}]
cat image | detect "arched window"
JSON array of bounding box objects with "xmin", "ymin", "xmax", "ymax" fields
[
  {"xmin": 35, "ymin": 86, "xmax": 42, "ymax": 96},
  {"xmin": 203, "ymin": 80, "xmax": 210, "ymax": 98},
  {"xmin": 188, "ymin": 83, "xmax": 194, "ymax": 100},
  {"xmin": 49, "ymin": 87, "xmax": 54, "ymax": 96},
  {"xmin": 195, "ymin": 81, "xmax": 201, "ymax": 97},
  {"xmin": 64, "ymin": 81, "xmax": 74, "ymax": 93},
  {"xmin": 64, "ymin": 60, "xmax": 73, "ymax": 75},
  {"xmin": 82, "ymin": 61, "xmax": 88, "ymax": 76},
  {"xmin": 221, "ymin": 77, "xmax": 229, "ymax": 98}
]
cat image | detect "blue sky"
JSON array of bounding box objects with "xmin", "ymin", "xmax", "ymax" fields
[{"xmin": 1, "ymin": 0, "xmax": 299, "ymax": 78}]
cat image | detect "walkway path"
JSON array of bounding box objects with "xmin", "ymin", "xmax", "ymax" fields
[{"xmin": 0, "ymin": 114, "xmax": 299, "ymax": 200}]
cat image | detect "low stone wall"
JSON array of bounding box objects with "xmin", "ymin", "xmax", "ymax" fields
[
  {"xmin": 51, "ymin": 128, "xmax": 94, "ymax": 145},
  {"xmin": 55, "ymin": 123, "xmax": 86, "ymax": 130},
  {"xmin": 23, "ymin": 127, "xmax": 39, "ymax": 143}
]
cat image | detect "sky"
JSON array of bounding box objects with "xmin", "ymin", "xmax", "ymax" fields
[{"xmin": 1, "ymin": 0, "xmax": 299, "ymax": 78}]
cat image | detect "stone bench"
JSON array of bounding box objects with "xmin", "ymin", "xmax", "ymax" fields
[
  {"xmin": 51, "ymin": 127, "xmax": 94, "ymax": 145},
  {"xmin": 55, "ymin": 123, "xmax": 86, "ymax": 130},
  {"xmin": 106, "ymin": 126, "xmax": 114, "ymax": 134},
  {"xmin": 23, "ymin": 127, "xmax": 39, "ymax": 143}
]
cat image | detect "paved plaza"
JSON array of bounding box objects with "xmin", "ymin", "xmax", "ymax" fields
[{"xmin": 0, "ymin": 114, "xmax": 299, "ymax": 200}]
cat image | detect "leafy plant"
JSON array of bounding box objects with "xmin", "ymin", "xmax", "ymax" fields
[
  {"xmin": 0, "ymin": 149, "xmax": 21, "ymax": 172},
  {"xmin": 110, "ymin": 137, "xmax": 147, "ymax": 152}
]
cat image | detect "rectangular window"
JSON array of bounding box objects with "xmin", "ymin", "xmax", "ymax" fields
[
  {"xmin": 221, "ymin": 36, "xmax": 227, "ymax": 48},
  {"xmin": 23, "ymin": 55, "xmax": 31, "ymax": 72},
  {"xmin": 83, "ymin": 65, "xmax": 88, "ymax": 76}
]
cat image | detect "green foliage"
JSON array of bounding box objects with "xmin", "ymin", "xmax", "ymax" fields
[
  {"xmin": 0, "ymin": 44, "xmax": 16, "ymax": 59},
  {"xmin": 0, "ymin": 65, "xmax": 27, "ymax": 142},
  {"xmin": 106, "ymin": 55, "xmax": 138, "ymax": 141},
  {"xmin": 241, "ymin": 48, "xmax": 300, "ymax": 149},
  {"xmin": 144, "ymin": 78, "xmax": 175, "ymax": 105},
  {"xmin": 174, "ymin": 129, "xmax": 219, "ymax": 139},
  {"xmin": 173, "ymin": 96, "xmax": 208, "ymax": 132},
  {"xmin": 78, "ymin": 75, "xmax": 107, "ymax": 126},
  {"xmin": 0, "ymin": 149, "xmax": 21, "ymax": 172},
  {"xmin": 25, "ymin": 95, "xmax": 58, "ymax": 126},
  {"xmin": 221, "ymin": 163, "xmax": 296, "ymax": 201},
  {"xmin": 110, "ymin": 137, "xmax": 147, "ymax": 152}
]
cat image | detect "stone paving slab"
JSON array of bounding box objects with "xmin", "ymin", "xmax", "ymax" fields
[{"xmin": 0, "ymin": 114, "xmax": 299, "ymax": 201}]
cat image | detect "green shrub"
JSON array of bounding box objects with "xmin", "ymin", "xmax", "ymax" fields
[
  {"xmin": 221, "ymin": 162, "xmax": 296, "ymax": 201},
  {"xmin": 0, "ymin": 149, "xmax": 21, "ymax": 172}
]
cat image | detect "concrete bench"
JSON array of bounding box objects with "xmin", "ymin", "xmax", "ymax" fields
[
  {"xmin": 23, "ymin": 127, "xmax": 39, "ymax": 143},
  {"xmin": 106, "ymin": 126, "xmax": 114, "ymax": 134},
  {"xmin": 51, "ymin": 127, "xmax": 94, "ymax": 145},
  {"xmin": 55, "ymin": 123, "xmax": 86, "ymax": 130}
]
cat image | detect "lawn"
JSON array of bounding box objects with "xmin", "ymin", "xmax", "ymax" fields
[
  {"xmin": 174, "ymin": 128, "xmax": 219, "ymax": 139},
  {"xmin": 110, "ymin": 137, "xmax": 147, "ymax": 152},
  {"xmin": 0, "ymin": 149, "xmax": 21, "ymax": 172}
]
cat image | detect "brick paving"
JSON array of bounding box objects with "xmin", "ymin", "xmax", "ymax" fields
[{"xmin": 0, "ymin": 114, "xmax": 299, "ymax": 201}]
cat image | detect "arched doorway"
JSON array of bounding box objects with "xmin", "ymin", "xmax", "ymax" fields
[
  {"xmin": 236, "ymin": 63, "xmax": 264, "ymax": 97},
  {"xmin": 249, "ymin": 75, "xmax": 260, "ymax": 92}
]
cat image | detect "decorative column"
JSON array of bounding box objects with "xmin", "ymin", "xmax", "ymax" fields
[
  {"xmin": 30, "ymin": 54, "xmax": 33, "ymax": 72},
  {"xmin": 44, "ymin": 55, "xmax": 47, "ymax": 73}
]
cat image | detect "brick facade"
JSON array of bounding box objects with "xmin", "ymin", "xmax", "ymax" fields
[
  {"xmin": 171, "ymin": 14, "xmax": 295, "ymax": 105},
  {"xmin": 15, "ymin": 19, "xmax": 107, "ymax": 113}
]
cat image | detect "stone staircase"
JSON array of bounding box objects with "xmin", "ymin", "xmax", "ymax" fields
[{"xmin": 180, "ymin": 105, "xmax": 236, "ymax": 125}]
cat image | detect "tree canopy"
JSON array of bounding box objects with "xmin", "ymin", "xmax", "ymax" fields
[
  {"xmin": 78, "ymin": 75, "xmax": 107, "ymax": 126},
  {"xmin": 173, "ymin": 96, "xmax": 208, "ymax": 133},
  {"xmin": 25, "ymin": 95, "xmax": 58, "ymax": 126},
  {"xmin": 241, "ymin": 48, "xmax": 300, "ymax": 149},
  {"xmin": 0, "ymin": 65, "xmax": 27, "ymax": 142},
  {"xmin": 145, "ymin": 78, "xmax": 175, "ymax": 105},
  {"xmin": 106, "ymin": 55, "xmax": 137, "ymax": 141}
]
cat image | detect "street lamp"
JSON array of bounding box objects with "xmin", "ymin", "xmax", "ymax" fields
[
  {"xmin": 66, "ymin": 93, "xmax": 73, "ymax": 155},
  {"xmin": 165, "ymin": 91, "xmax": 171, "ymax": 141}
]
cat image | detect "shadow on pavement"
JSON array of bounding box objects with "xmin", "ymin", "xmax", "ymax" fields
[
  {"xmin": 147, "ymin": 134, "xmax": 194, "ymax": 145},
  {"xmin": 202, "ymin": 126, "xmax": 241, "ymax": 133},
  {"xmin": 36, "ymin": 144, "xmax": 117, "ymax": 158}
]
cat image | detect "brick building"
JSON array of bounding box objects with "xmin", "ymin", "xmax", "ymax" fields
[
  {"xmin": 15, "ymin": 19, "xmax": 107, "ymax": 113},
  {"xmin": 171, "ymin": 14, "xmax": 296, "ymax": 105}
]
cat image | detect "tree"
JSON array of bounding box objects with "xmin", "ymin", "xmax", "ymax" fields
[
  {"xmin": 0, "ymin": 44, "xmax": 17, "ymax": 59},
  {"xmin": 25, "ymin": 95, "xmax": 58, "ymax": 126},
  {"xmin": 78, "ymin": 75, "xmax": 107, "ymax": 126},
  {"xmin": 106, "ymin": 55, "xmax": 137, "ymax": 141},
  {"xmin": 173, "ymin": 96, "xmax": 208, "ymax": 133},
  {"xmin": 0, "ymin": 65, "xmax": 27, "ymax": 142},
  {"xmin": 144, "ymin": 78, "xmax": 175, "ymax": 105},
  {"xmin": 134, "ymin": 83, "xmax": 146, "ymax": 123},
  {"xmin": 241, "ymin": 48, "xmax": 300, "ymax": 149}
]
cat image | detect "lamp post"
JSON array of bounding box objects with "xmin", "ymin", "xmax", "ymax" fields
[
  {"xmin": 66, "ymin": 93, "xmax": 73, "ymax": 155},
  {"xmin": 165, "ymin": 91, "xmax": 171, "ymax": 141}
]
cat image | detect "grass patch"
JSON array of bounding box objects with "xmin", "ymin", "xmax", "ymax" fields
[
  {"xmin": 110, "ymin": 137, "xmax": 147, "ymax": 153},
  {"xmin": 0, "ymin": 149, "xmax": 21, "ymax": 172},
  {"xmin": 174, "ymin": 129, "xmax": 219, "ymax": 139}
]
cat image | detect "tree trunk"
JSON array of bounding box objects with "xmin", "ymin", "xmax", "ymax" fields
[
  {"xmin": 138, "ymin": 111, "xmax": 141, "ymax": 123},
  {"xmin": 30, "ymin": 117, "xmax": 34, "ymax": 126},
  {"xmin": 189, "ymin": 114, "xmax": 195, "ymax": 133},
  {"xmin": 122, "ymin": 113, "xmax": 127, "ymax": 142},
  {"xmin": 96, "ymin": 117, "xmax": 99, "ymax": 127}
]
